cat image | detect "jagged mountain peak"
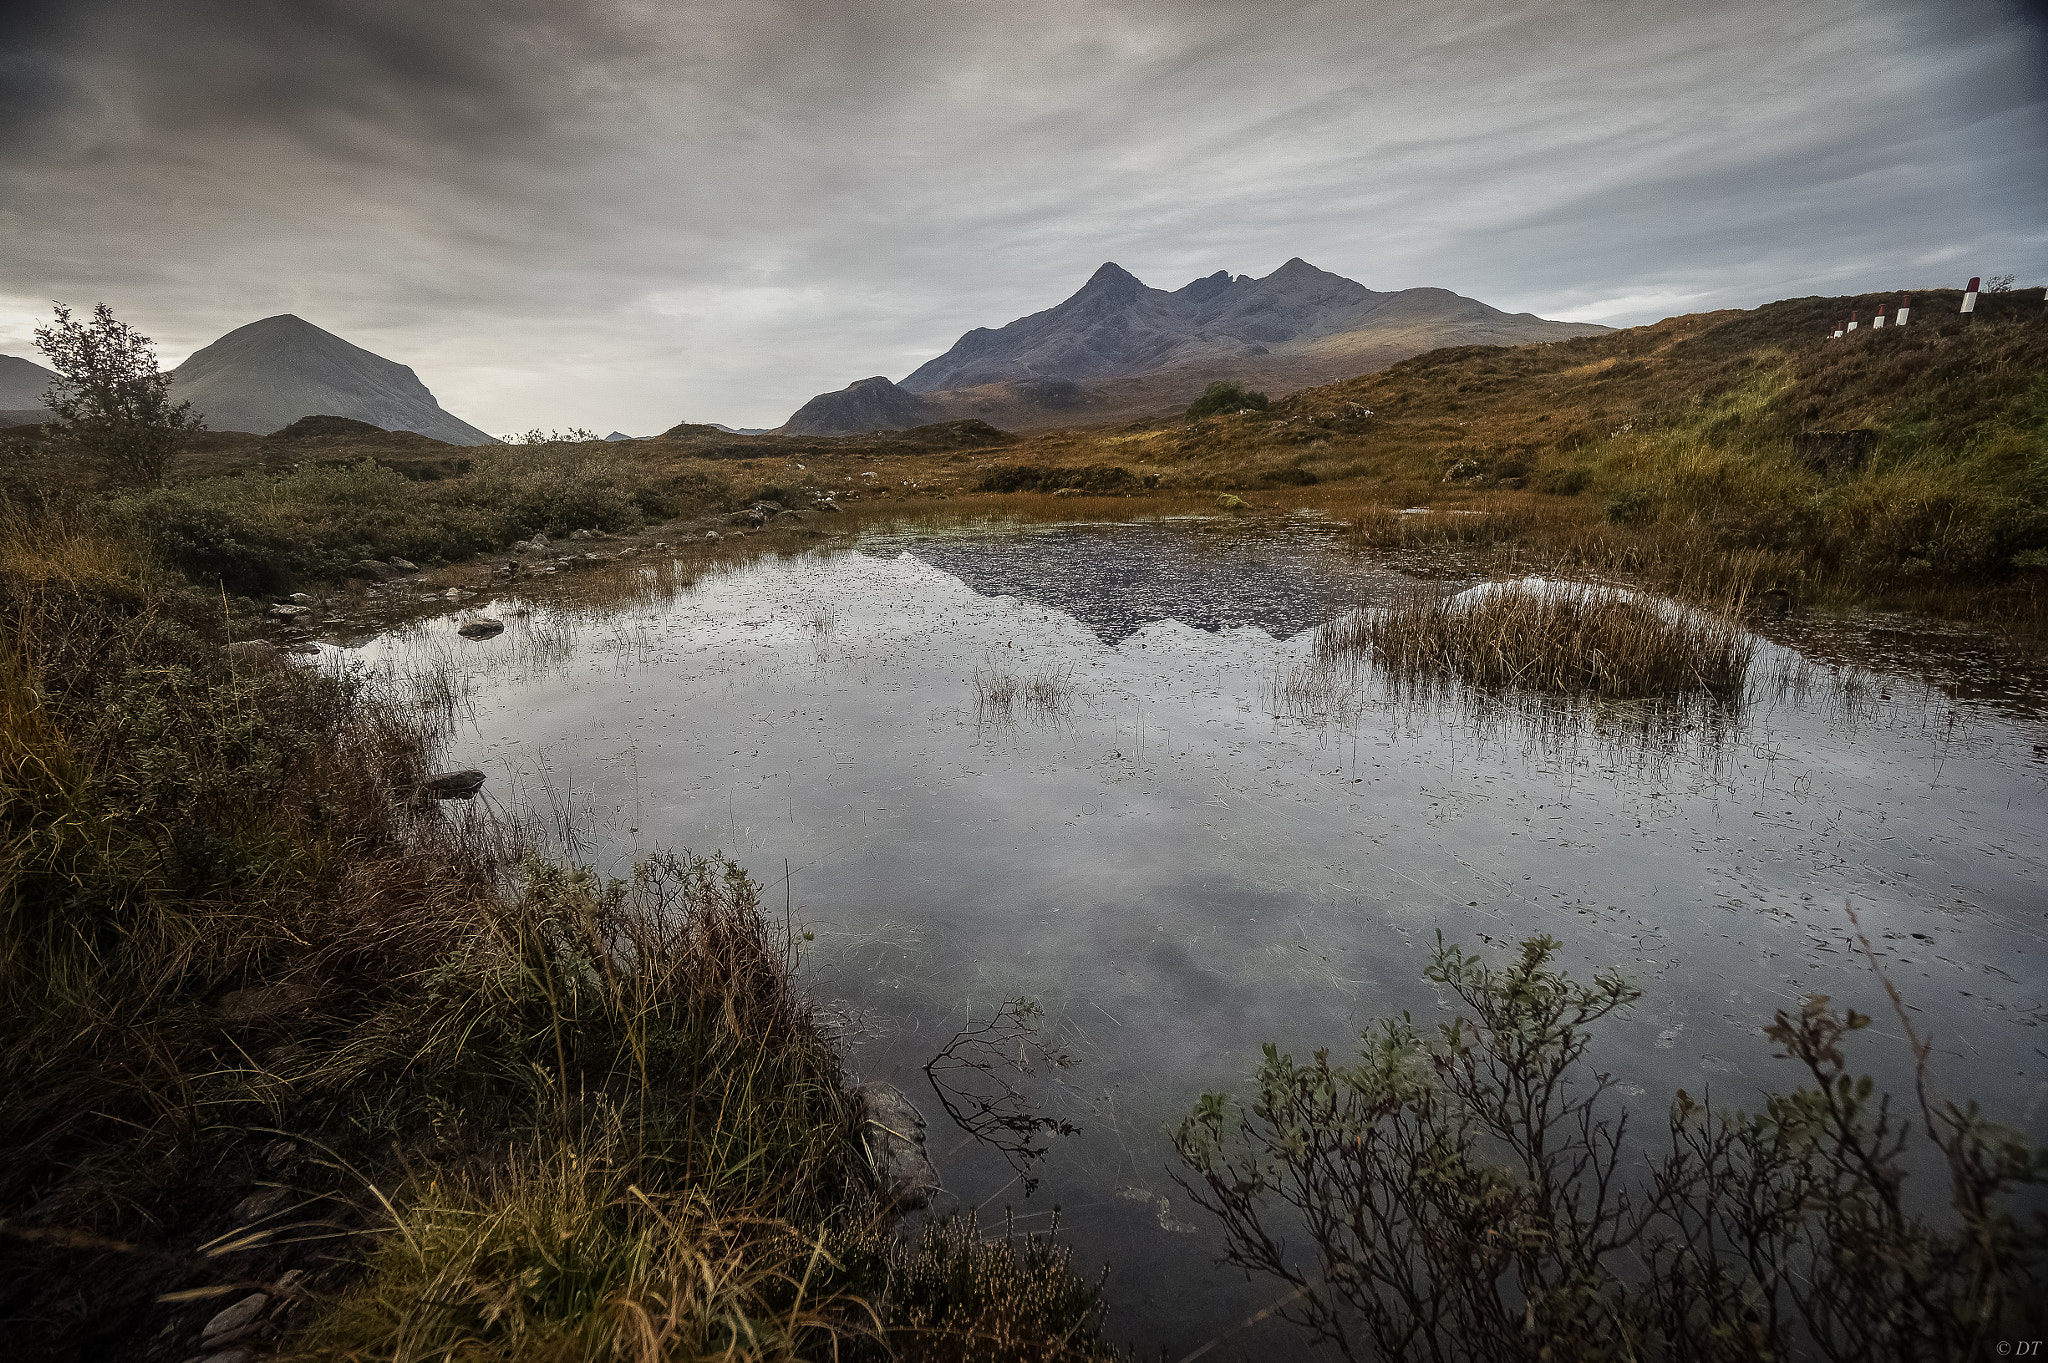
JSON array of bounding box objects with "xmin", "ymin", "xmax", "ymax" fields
[{"xmin": 781, "ymin": 257, "xmax": 1611, "ymax": 433}]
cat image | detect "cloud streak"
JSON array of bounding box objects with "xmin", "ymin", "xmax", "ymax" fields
[{"xmin": 1, "ymin": 0, "xmax": 2041, "ymax": 432}]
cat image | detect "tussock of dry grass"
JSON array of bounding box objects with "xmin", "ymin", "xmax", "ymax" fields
[
  {"xmin": 973, "ymin": 657, "xmax": 1074, "ymax": 722},
  {"xmin": 1327, "ymin": 581, "xmax": 1753, "ymax": 699}
]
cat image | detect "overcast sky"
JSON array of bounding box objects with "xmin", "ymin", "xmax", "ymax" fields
[{"xmin": 2, "ymin": 0, "xmax": 2042, "ymax": 434}]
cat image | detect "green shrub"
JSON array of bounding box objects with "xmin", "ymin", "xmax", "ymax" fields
[
  {"xmin": 1604, "ymin": 485, "xmax": 1654, "ymax": 524},
  {"xmin": 1186, "ymin": 381, "xmax": 1271, "ymax": 421}
]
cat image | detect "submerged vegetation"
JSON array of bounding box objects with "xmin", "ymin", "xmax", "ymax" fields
[{"xmin": 1175, "ymin": 934, "xmax": 2048, "ymax": 1362}]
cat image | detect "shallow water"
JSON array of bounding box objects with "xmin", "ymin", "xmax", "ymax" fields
[{"xmin": 344, "ymin": 518, "xmax": 2048, "ymax": 1359}]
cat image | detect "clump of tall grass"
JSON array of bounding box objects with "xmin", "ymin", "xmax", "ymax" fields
[
  {"xmin": 1346, "ymin": 499, "xmax": 1536, "ymax": 550},
  {"xmin": 973, "ymin": 658, "xmax": 1074, "ymax": 722},
  {"xmin": 1325, "ymin": 579, "xmax": 1753, "ymax": 699}
]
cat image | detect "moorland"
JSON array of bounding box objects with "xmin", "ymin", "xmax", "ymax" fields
[{"xmin": 2, "ymin": 287, "xmax": 2044, "ymax": 1361}]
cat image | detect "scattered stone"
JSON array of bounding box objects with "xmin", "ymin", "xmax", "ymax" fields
[
  {"xmin": 281, "ymin": 642, "xmax": 321, "ymax": 655},
  {"xmin": 704, "ymin": 531, "xmax": 721, "ymax": 541},
  {"xmin": 570, "ymin": 528, "xmax": 594, "ymax": 541},
  {"xmin": 1443, "ymin": 459, "xmax": 1485, "ymax": 481},
  {"xmin": 1051, "ymin": 487, "xmax": 1082, "ymax": 497},
  {"xmin": 388, "ymin": 557, "xmax": 420, "ymax": 571},
  {"xmin": 222, "ymin": 640, "xmax": 279, "ymax": 666},
  {"xmin": 349, "ymin": 560, "xmax": 397, "ymax": 582},
  {"xmin": 529, "ymin": 533, "xmax": 550, "ymax": 549},
  {"xmin": 424, "ymin": 769, "xmax": 486, "ymax": 800},
  {"xmin": 457, "ymin": 617, "xmax": 505, "ymax": 639},
  {"xmin": 201, "ymin": 1293, "xmax": 269, "ymax": 1346},
  {"xmin": 1216, "ymin": 494, "xmax": 1248, "ymax": 510},
  {"xmin": 269, "ymin": 603, "xmax": 310, "ymax": 618},
  {"xmin": 287, "ymin": 592, "xmax": 312, "ymax": 604},
  {"xmin": 856, "ymin": 1081, "xmax": 942, "ymax": 1210},
  {"xmin": 1759, "ymin": 588, "xmax": 1794, "ymax": 616},
  {"xmin": 813, "ymin": 499, "xmax": 841, "ymax": 513}
]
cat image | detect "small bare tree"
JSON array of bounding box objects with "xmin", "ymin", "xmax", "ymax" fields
[{"xmin": 34, "ymin": 302, "xmax": 203, "ymax": 485}]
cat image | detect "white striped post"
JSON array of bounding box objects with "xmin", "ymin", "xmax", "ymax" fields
[
  {"xmin": 1896, "ymin": 293, "xmax": 1910, "ymax": 326},
  {"xmin": 1961, "ymin": 276, "xmax": 1979, "ymax": 317}
]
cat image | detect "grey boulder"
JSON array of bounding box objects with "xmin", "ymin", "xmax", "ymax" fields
[
  {"xmin": 857, "ymin": 1081, "xmax": 942, "ymax": 1209},
  {"xmin": 424, "ymin": 769, "xmax": 486, "ymax": 799},
  {"xmin": 456, "ymin": 617, "xmax": 505, "ymax": 639}
]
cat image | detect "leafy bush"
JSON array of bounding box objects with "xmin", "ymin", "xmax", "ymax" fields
[
  {"xmin": 1176, "ymin": 934, "xmax": 2048, "ymax": 1361},
  {"xmin": 1539, "ymin": 467, "xmax": 1592, "ymax": 496},
  {"xmin": 1186, "ymin": 381, "xmax": 1271, "ymax": 421},
  {"xmin": 1604, "ymin": 485, "xmax": 1654, "ymax": 525}
]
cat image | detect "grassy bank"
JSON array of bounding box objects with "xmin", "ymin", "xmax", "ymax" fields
[{"xmin": 0, "ymin": 495, "xmax": 1121, "ymax": 1360}]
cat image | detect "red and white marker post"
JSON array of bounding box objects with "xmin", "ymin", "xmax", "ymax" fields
[
  {"xmin": 1896, "ymin": 294, "xmax": 1910, "ymax": 326},
  {"xmin": 1873, "ymin": 303, "xmax": 1887, "ymax": 329},
  {"xmin": 1846, "ymin": 311, "xmax": 1858, "ymax": 332},
  {"xmin": 1962, "ymin": 277, "xmax": 1979, "ymax": 317}
]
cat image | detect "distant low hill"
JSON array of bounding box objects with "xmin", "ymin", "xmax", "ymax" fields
[
  {"xmin": 778, "ymin": 259, "xmax": 1611, "ymax": 434},
  {"xmin": 170, "ymin": 315, "xmax": 497, "ymax": 445}
]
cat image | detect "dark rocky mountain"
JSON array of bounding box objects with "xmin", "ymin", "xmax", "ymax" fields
[
  {"xmin": 170, "ymin": 315, "xmax": 496, "ymax": 445},
  {"xmin": 0, "ymin": 354, "xmax": 60, "ymax": 413},
  {"xmin": 780, "ymin": 375, "xmax": 940, "ymax": 437},
  {"xmin": 780, "ymin": 259, "xmax": 1612, "ymax": 434}
]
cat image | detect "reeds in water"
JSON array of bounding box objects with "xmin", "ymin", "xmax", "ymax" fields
[
  {"xmin": 1327, "ymin": 579, "xmax": 1753, "ymax": 699},
  {"xmin": 973, "ymin": 657, "xmax": 1074, "ymax": 722}
]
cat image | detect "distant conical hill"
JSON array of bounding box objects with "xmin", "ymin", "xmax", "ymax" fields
[
  {"xmin": 777, "ymin": 259, "xmax": 1611, "ymax": 434},
  {"xmin": 0, "ymin": 354, "xmax": 60, "ymax": 416},
  {"xmin": 170, "ymin": 315, "xmax": 496, "ymax": 445}
]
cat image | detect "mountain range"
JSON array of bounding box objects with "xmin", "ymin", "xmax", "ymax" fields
[{"xmin": 780, "ymin": 259, "xmax": 1610, "ymax": 434}]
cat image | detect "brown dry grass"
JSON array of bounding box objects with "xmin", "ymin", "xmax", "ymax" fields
[
  {"xmin": 1325, "ymin": 580, "xmax": 1754, "ymax": 699},
  {"xmin": 0, "ymin": 497, "xmax": 1121, "ymax": 1361}
]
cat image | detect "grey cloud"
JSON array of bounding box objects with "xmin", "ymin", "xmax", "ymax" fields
[{"xmin": 0, "ymin": 0, "xmax": 2041, "ymax": 432}]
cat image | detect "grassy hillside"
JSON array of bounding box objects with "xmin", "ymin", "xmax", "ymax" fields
[{"xmin": 950, "ymin": 288, "xmax": 2047, "ymax": 630}]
